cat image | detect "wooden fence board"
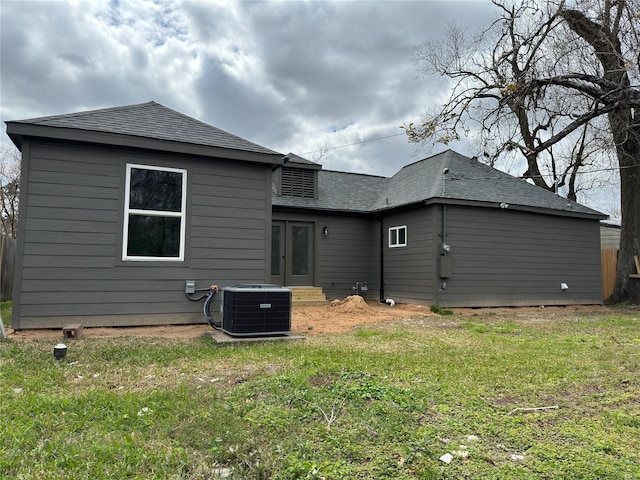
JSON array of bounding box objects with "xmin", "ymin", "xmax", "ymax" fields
[
  {"xmin": 601, "ymin": 249, "xmax": 618, "ymax": 301},
  {"xmin": 1, "ymin": 235, "xmax": 16, "ymax": 301}
]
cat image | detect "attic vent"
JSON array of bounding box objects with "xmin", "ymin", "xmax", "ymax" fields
[{"xmin": 281, "ymin": 167, "xmax": 315, "ymax": 198}]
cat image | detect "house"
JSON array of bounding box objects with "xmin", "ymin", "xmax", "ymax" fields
[
  {"xmin": 274, "ymin": 151, "xmax": 607, "ymax": 308},
  {"xmin": 6, "ymin": 102, "xmax": 283, "ymax": 329},
  {"xmin": 6, "ymin": 102, "xmax": 607, "ymax": 329}
]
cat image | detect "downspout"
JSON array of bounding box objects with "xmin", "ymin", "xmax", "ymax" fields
[
  {"xmin": 441, "ymin": 170, "xmax": 448, "ymax": 265},
  {"xmin": 439, "ymin": 166, "xmax": 450, "ymax": 305},
  {"xmin": 377, "ymin": 217, "xmax": 396, "ymax": 306},
  {"xmin": 442, "ymin": 204, "xmax": 447, "ymax": 246},
  {"xmin": 378, "ymin": 218, "xmax": 385, "ymax": 303}
]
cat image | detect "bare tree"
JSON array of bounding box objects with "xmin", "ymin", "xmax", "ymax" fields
[
  {"xmin": 0, "ymin": 145, "xmax": 20, "ymax": 238},
  {"xmin": 310, "ymin": 143, "xmax": 331, "ymax": 163},
  {"xmin": 406, "ymin": 0, "xmax": 640, "ymax": 304}
]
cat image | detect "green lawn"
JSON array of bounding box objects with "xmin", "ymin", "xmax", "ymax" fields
[
  {"xmin": 1, "ymin": 301, "xmax": 11, "ymax": 330},
  {"xmin": 1, "ymin": 308, "xmax": 639, "ymax": 479}
]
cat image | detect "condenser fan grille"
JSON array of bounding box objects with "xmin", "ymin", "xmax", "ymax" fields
[{"xmin": 222, "ymin": 285, "xmax": 291, "ymax": 336}]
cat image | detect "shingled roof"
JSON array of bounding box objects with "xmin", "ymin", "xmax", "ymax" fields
[
  {"xmin": 273, "ymin": 169, "xmax": 388, "ymax": 212},
  {"xmin": 6, "ymin": 101, "xmax": 283, "ymax": 164},
  {"xmin": 284, "ymin": 152, "xmax": 322, "ymax": 169},
  {"xmin": 274, "ymin": 150, "xmax": 606, "ymax": 219}
]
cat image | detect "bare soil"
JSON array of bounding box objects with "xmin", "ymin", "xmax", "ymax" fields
[{"xmin": 4, "ymin": 295, "xmax": 616, "ymax": 341}]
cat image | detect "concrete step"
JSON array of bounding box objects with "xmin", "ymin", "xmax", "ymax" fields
[{"xmin": 289, "ymin": 286, "xmax": 327, "ymax": 305}]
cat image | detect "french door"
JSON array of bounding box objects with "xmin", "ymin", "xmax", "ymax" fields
[{"xmin": 271, "ymin": 221, "xmax": 314, "ymax": 286}]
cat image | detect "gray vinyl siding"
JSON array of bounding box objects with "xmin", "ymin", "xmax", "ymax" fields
[
  {"xmin": 600, "ymin": 224, "xmax": 621, "ymax": 250},
  {"xmin": 315, "ymin": 214, "xmax": 379, "ymax": 300},
  {"xmin": 272, "ymin": 210, "xmax": 380, "ymax": 301},
  {"xmin": 437, "ymin": 205, "xmax": 602, "ymax": 307},
  {"xmin": 381, "ymin": 207, "xmax": 437, "ymax": 305},
  {"xmin": 13, "ymin": 140, "xmax": 272, "ymax": 328}
]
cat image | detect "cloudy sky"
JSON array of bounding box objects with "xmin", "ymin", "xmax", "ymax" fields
[{"xmin": 0, "ymin": 0, "xmax": 619, "ymax": 217}]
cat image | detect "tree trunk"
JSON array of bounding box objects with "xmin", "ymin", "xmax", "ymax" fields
[
  {"xmin": 608, "ymin": 125, "xmax": 640, "ymax": 304},
  {"xmin": 561, "ymin": 5, "xmax": 640, "ymax": 304}
]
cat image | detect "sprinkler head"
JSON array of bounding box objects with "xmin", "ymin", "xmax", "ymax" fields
[{"xmin": 54, "ymin": 343, "xmax": 67, "ymax": 360}]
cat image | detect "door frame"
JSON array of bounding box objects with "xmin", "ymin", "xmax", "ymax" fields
[{"xmin": 270, "ymin": 220, "xmax": 315, "ymax": 286}]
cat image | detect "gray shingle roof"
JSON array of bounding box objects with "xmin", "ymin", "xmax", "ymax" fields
[
  {"xmin": 8, "ymin": 101, "xmax": 280, "ymax": 156},
  {"xmin": 285, "ymin": 152, "xmax": 322, "ymax": 168},
  {"xmin": 273, "ymin": 169, "xmax": 388, "ymax": 212},
  {"xmin": 274, "ymin": 149, "xmax": 606, "ymax": 218},
  {"xmin": 427, "ymin": 150, "xmax": 604, "ymax": 217}
]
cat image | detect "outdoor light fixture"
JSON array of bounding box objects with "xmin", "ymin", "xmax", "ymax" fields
[
  {"xmin": 323, "ymin": 225, "xmax": 329, "ymax": 237},
  {"xmin": 500, "ymin": 203, "xmax": 509, "ymax": 209},
  {"xmin": 561, "ymin": 283, "xmax": 569, "ymax": 290}
]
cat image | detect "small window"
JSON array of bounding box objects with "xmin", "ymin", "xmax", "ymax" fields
[
  {"xmin": 123, "ymin": 164, "xmax": 187, "ymax": 261},
  {"xmin": 389, "ymin": 225, "xmax": 407, "ymax": 248}
]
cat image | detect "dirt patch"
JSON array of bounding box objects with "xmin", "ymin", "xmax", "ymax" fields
[
  {"xmin": 6, "ymin": 324, "xmax": 214, "ymax": 342},
  {"xmin": 297, "ymin": 295, "xmax": 433, "ymax": 334},
  {"xmin": 4, "ymin": 298, "xmax": 616, "ymax": 341}
]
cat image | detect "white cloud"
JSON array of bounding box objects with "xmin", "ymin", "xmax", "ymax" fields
[{"xmin": 0, "ymin": 0, "xmax": 617, "ymax": 215}]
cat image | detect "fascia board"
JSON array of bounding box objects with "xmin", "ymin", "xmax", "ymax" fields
[{"xmin": 6, "ymin": 123, "xmax": 284, "ymax": 166}]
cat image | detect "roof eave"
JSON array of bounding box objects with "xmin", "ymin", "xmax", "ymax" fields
[
  {"xmin": 423, "ymin": 197, "xmax": 607, "ymax": 219},
  {"xmin": 274, "ymin": 195, "xmax": 606, "ymax": 220},
  {"xmin": 6, "ymin": 122, "xmax": 284, "ymax": 166},
  {"xmin": 272, "ymin": 203, "xmax": 370, "ymax": 215},
  {"xmin": 281, "ymin": 162, "xmax": 322, "ymax": 171}
]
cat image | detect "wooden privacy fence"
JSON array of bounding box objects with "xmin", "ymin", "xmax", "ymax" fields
[
  {"xmin": 601, "ymin": 249, "xmax": 618, "ymax": 301},
  {"xmin": 1, "ymin": 234, "xmax": 16, "ymax": 302}
]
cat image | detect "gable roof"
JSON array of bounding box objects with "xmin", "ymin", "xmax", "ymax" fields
[
  {"xmin": 274, "ymin": 150, "xmax": 606, "ymax": 219},
  {"xmin": 6, "ymin": 101, "xmax": 284, "ymax": 165},
  {"xmin": 284, "ymin": 152, "xmax": 322, "ymax": 170}
]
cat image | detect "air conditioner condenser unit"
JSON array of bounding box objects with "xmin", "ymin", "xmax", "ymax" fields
[{"xmin": 221, "ymin": 284, "xmax": 291, "ymax": 337}]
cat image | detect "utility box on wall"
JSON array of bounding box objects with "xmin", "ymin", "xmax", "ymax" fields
[
  {"xmin": 221, "ymin": 285, "xmax": 291, "ymax": 336},
  {"xmin": 439, "ymin": 256, "xmax": 454, "ymax": 278}
]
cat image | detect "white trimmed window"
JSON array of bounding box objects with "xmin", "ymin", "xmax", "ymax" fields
[
  {"xmin": 389, "ymin": 225, "xmax": 407, "ymax": 248},
  {"xmin": 123, "ymin": 164, "xmax": 187, "ymax": 261}
]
